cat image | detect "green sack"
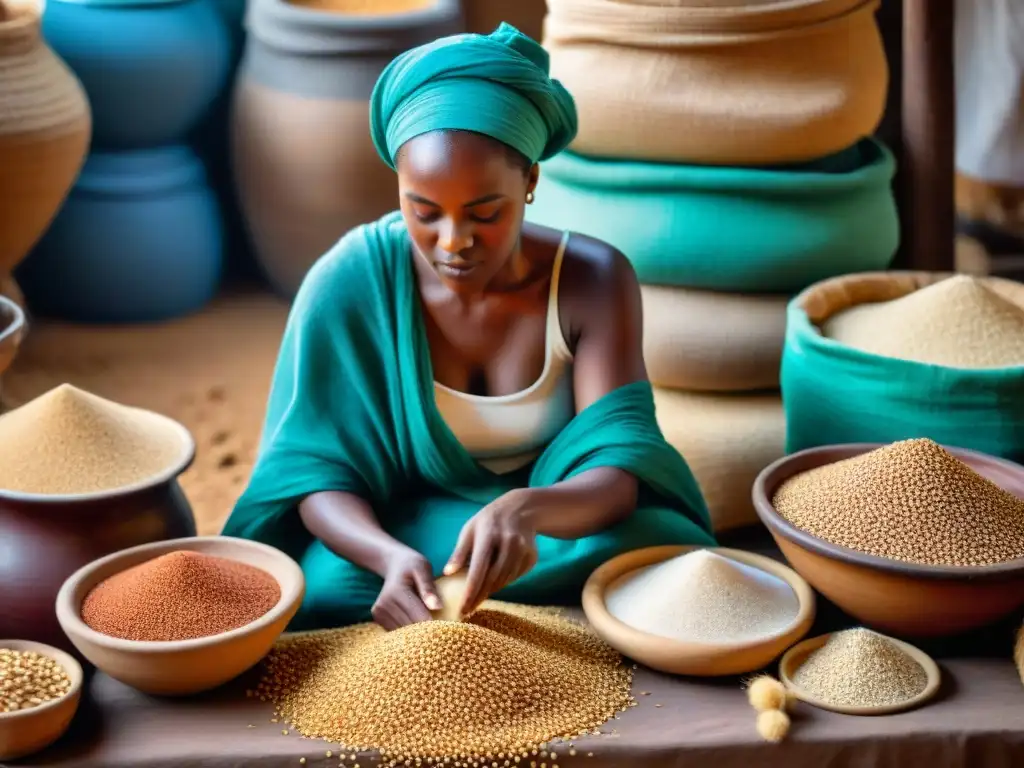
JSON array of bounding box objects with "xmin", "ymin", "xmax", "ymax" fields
[
  {"xmin": 526, "ymin": 138, "xmax": 899, "ymax": 293},
  {"xmin": 781, "ymin": 272, "xmax": 1024, "ymax": 462}
]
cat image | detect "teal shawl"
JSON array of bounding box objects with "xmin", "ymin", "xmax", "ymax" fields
[
  {"xmin": 222, "ymin": 213, "xmax": 715, "ymax": 628},
  {"xmin": 369, "ymin": 22, "xmax": 578, "ymax": 168}
]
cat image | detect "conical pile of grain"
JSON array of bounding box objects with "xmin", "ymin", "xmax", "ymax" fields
[
  {"xmin": 792, "ymin": 628, "xmax": 928, "ymax": 708},
  {"xmin": 0, "ymin": 383, "xmax": 189, "ymax": 495},
  {"xmin": 823, "ymin": 275, "xmax": 1024, "ymax": 368},
  {"xmin": 772, "ymin": 438, "xmax": 1024, "ymax": 567},
  {"xmin": 254, "ymin": 604, "xmax": 633, "ymax": 765}
]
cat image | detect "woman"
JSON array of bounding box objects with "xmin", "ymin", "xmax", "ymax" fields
[{"xmin": 222, "ymin": 23, "xmax": 715, "ymax": 631}]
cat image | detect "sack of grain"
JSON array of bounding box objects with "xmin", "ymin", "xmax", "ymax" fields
[
  {"xmin": 526, "ymin": 138, "xmax": 899, "ymax": 293},
  {"xmin": 641, "ymin": 285, "xmax": 788, "ymax": 392},
  {"xmin": 543, "ymin": 0, "xmax": 887, "ymax": 165},
  {"xmin": 782, "ymin": 271, "xmax": 1024, "ymax": 462},
  {"xmin": 653, "ymin": 388, "xmax": 786, "ymax": 533}
]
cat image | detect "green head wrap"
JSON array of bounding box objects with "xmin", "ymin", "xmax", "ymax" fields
[{"xmin": 369, "ymin": 23, "xmax": 578, "ymax": 171}]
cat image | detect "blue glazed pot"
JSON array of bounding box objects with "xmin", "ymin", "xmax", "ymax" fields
[
  {"xmin": 42, "ymin": 0, "xmax": 232, "ymax": 149},
  {"xmin": 17, "ymin": 146, "xmax": 224, "ymax": 323}
]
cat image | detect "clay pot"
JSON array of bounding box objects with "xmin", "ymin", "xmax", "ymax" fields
[
  {"xmin": 17, "ymin": 146, "xmax": 225, "ymax": 323},
  {"xmin": 0, "ymin": 470, "xmax": 198, "ymax": 654},
  {"xmin": 0, "ymin": 2, "xmax": 91, "ymax": 275},
  {"xmin": 231, "ymin": 0, "xmax": 462, "ymax": 296},
  {"xmin": 463, "ymin": 0, "xmax": 546, "ymax": 40},
  {"xmin": 42, "ymin": 0, "xmax": 232, "ymax": 149}
]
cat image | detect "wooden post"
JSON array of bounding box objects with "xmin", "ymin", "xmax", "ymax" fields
[{"xmin": 900, "ymin": 0, "xmax": 956, "ymax": 272}]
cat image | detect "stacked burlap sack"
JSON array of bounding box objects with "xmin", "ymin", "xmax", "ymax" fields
[{"xmin": 527, "ymin": 0, "xmax": 900, "ymax": 533}]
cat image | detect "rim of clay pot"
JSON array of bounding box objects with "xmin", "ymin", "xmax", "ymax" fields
[
  {"xmin": 752, "ymin": 442, "xmax": 1024, "ymax": 581},
  {"xmin": 246, "ymin": 0, "xmax": 462, "ymax": 54},
  {"xmin": 542, "ymin": 137, "xmax": 895, "ymax": 194},
  {"xmin": 0, "ymin": 295, "xmax": 25, "ymax": 352},
  {"xmin": 55, "ymin": 536, "xmax": 305, "ymax": 652},
  {"xmin": 73, "ymin": 146, "xmax": 207, "ymax": 198},
  {"xmin": 0, "ymin": 410, "xmax": 197, "ymax": 504}
]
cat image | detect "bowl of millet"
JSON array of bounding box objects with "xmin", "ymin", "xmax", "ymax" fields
[
  {"xmin": 752, "ymin": 438, "xmax": 1024, "ymax": 638},
  {"xmin": 55, "ymin": 535, "xmax": 305, "ymax": 696}
]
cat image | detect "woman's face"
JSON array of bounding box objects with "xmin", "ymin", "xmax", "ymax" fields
[{"xmin": 396, "ymin": 131, "xmax": 539, "ymax": 292}]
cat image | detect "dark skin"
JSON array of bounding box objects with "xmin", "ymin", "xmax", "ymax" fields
[{"xmin": 299, "ymin": 130, "xmax": 650, "ymax": 630}]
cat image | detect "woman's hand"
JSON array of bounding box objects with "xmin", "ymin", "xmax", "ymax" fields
[
  {"xmin": 444, "ymin": 489, "xmax": 539, "ymax": 616},
  {"xmin": 371, "ymin": 547, "xmax": 442, "ymax": 631}
]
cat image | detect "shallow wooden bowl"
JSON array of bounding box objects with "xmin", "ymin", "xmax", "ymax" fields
[
  {"xmin": 780, "ymin": 631, "xmax": 942, "ymax": 715},
  {"xmin": 753, "ymin": 443, "xmax": 1024, "ymax": 638},
  {"xmin": 0, "ymin": 640, "xmax": 83, "ymax": 760},
  {"xmin": 55, "ymin": 536, "xmax": 304, "ymax": 696},
  {"xmin": 582, "ymin": 545, "xmax": 816, "ymax": 677}
]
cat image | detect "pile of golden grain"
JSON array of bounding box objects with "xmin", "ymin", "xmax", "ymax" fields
[{"xmin": 252, "ymin": 605, "xmax": 633, "ymax": 766}]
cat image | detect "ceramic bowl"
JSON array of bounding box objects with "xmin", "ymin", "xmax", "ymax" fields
[
  {"xmin": 582, "ymin": 545, "xmax": 816, "ymax": 676},
  {"xmin": 779, "ymin": 631, "xmax": 942, "ymax": 715},
  {"xmin": 55, "ymin": 536, "xmax": 305, "ymax": 696},
  {"xmin": 0, "ymin": 640, "xmax": 83, "ymax": 761},
  {"xmin": 0, "ymin": 294, "xmax": 25, "ymax": 383},
  {"xmin": 753, "ymin": 443, "xmax": 1024, "ymax": 638},
  {"xmin": 0, "ymin": 404, "xmax": 197, "ymax": 651}
]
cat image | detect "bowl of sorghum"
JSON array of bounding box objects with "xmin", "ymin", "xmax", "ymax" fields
[
  {"xmin": 752, "ymin": 438, "xmax": 1024, "ymax": 638},
  {"xmin": 0, "ymin": 640, "xmax": 83, "ymax": 760},
  {"xmin": 54, "ymin": 535, "xmax": 305, "ymax": 696}
]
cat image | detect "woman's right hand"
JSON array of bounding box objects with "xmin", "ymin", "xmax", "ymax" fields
[{"xmin": 371, "ymin": 548, "xmax": 442, "ymax": 631}]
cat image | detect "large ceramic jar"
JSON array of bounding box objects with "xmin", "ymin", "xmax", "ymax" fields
[
  {"xmin": 543, "ymin": 0, "xmax": 888, "ymax": 165},
  {"xmin": 0, "ymin": 2, "xmax": 90, "ymax": 276},
  {"xmin": 42, "ymin": 0, "xmax": 232, "ymax": 148},
  {"xmin": 17, "ymin": 146, "xmax": 225, "ymax": 323},
  {"xmin": 463, "ymin": 0, "xmax": 546, "ymax": 40},
  {"xmin": 232, "ymin": 0, "xmax": 462, "ymax": 297},
  {"xmin": 0, "ymin": 439, "xmax": 197, "ymax": 653}
]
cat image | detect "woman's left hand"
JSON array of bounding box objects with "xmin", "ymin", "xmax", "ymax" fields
[{"xmin": 444, "ymin": 488, "xmax": 540, "ymax": 616}]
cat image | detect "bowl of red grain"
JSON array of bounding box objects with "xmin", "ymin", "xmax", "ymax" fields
[{"xmin": 55, "ymin": 536, "xmax": 305, "ymax": 696}]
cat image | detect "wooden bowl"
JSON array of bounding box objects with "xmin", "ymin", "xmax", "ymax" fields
[
  {"xmin": 0, "ymin": 407, "xmax": 197, "ymax": 652},
  {"xmin": 753, "ymin": 443, "xmax": 1024, "ymax": 638},
  {"xmin": 55, "ymin": 536, "xmax": 305, "ymax": 696},
  {"xmin": 779, "ymin": 631, "xmax": 942, "ymax": 715},
  {"xmin": 582, "ymin": 545, "xmax": 816, "ymax": 676},
  {"xmin": 0, "ymin": 640, "xmax": 83, "ymax": 760}
]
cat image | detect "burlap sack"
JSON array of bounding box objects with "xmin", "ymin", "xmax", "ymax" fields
[
  {"xmin": 653, "ymin": 387, "xmax": 786, "ymax": 533},
  {"xmin": 543, "ymin": 0, "xmax": 887, "ymax": 165},
  {"xmin": 642, "ymin": 285, "xmax": 788, "ymax": 392}
]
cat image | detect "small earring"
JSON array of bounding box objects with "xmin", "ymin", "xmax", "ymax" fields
[{"xmin": 526, "ymin": 191, "xmax": 535, "ymax": 204}]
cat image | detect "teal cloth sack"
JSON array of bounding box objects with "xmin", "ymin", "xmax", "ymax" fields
[
  {"xmin": 221, "ymin": 211, "xmax": 715, "ymax": 630},
  {"xmin": 526, "ymin": 137, "xmax": 898, "ymax": 293},
  {"xmin": 781, "ymin": 271, "xmax": 1024, "ymax": 461}
]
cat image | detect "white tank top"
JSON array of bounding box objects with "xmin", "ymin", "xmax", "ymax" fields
[{"xmin": 434, "ymin": 232, "xmax": 575, "ymax": 474}]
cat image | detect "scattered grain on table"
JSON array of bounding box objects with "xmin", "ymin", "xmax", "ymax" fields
[
  {"xmin": 605, "ymin": 549, "xmax": 799, "ymax": 643},
  {"xmin": 0, "ymin": 648, "xmax": 73, "ymax": 713},
  {"xmin": 823, "ymin": 274, "xmax": 1024, "ymax": 368},
  {"xmin": 773, "ymin": 438, "xmax": 1024, "ymax": 567},
  {"xmin": 792, "ymin": 629, "xmax": 928, "ymax": 708},
  {"xmin": 0, "ymin": 383, "xmax": 187, "ymax": 496},
  {"xmin": 253, "ymin": 603, "xmax": 632, "ymax": 766},
  {"xmin": 81, "ymin": 550, "xmax": 280, "ymax": 641}
]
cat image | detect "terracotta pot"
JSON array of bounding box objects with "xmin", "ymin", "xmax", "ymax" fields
[
  {"xmin": 463, "ymin": 0, "xmax": 546, "ymax": 40},
  {"xmin": 0, "ymin": 467, "xmax": 197, "ymax": 654},
  {"xmin": 231, "ymin": 0, "xmax": 462, "ymax": 296},
  {"xmin": 0, "ymin": 3, "xmax": 90, "ymax": 275}
]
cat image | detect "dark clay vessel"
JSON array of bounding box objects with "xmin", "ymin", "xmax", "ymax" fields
[{"xmin": 0, "ymin": 479, "xmax": 197, "ymax": 653}]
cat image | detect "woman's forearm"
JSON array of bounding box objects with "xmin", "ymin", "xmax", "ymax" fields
[
  {"xmin": 298, "ymin": 491, "xmax": 410, "ymax": 577},
  {"xmin": 521, "ymin": 467, "xmax": 638, "ymax": 539}
]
